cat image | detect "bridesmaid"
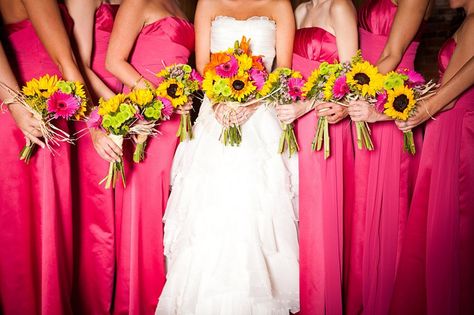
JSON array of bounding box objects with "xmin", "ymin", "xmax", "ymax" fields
[
  {"xmin": 277, "ymin": 0, "xmax": 357, "ymax": 314},
  {"xmin": 390, "ymin": 1, "xmax": 474, "ymax": 314},
  {"xmin": 0, "ymin": 0, "xmax": 91, "ymax": 314},
  {"xmin": 345, "ymin": 1, "xmax": 431, "ymax": 314},
  {"xmin": 65, "ymin": 0, "xmax": 122, "ymax": 313},
  {"xmin": 105, "ymin": 0, "xmax": 194, "ymax": 313}
]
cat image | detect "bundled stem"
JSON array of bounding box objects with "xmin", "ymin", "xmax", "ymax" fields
[
  {"xmin": 220, "ymin": 124, "xmax": 242, "ymax": 146},
  {"xmin": 403, "ymin": 131, "xmax": 416, "ymax": 155},
  {"xmin": 133, "ymin": 134, "xmax": 148, "ymax": 163},
  {"xmin": 177, "ymin": 112, "xmax": 193, "ymax": 142},
  {"xmin": 312, "ymin": 116, "xmax": 330, "ymax": 159},
  {"xmin": 355, "ymin": 121, "xmax": 374, "ymax": 151},
  {"xmin": 278, "ymin": 123, "xmax": 299, "ymax": 157},
  {"xmin": 100, "ymin": 134, "xmax": 126, "ymax": 189}
]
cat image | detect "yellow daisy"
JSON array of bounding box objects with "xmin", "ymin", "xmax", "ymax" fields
[
  {"xmin": 346, "ymin": 61, "xmax": 384, "ymax": 97},
  {"xmin": 129, "ymin": 88, "xmax": 154, "ymax": 107},
  {"xmin": 384, "ymin": 85, "xmax": 416, "ymax": 121},
  {"xmin": 23, "ymin": 74, "xmax": 59, "ymax": 98}
]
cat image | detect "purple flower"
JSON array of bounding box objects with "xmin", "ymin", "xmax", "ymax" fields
[
  {"xmin": 250, "ymin": 69, "xmax": 267, "ymax": 91},
  {"xmin": 375, "ymin": 91, "xmax": 388, "ymax": 113},
  {"xmin": 86, "ymin": 108, "xmax": 102, "ymax": 129},
  {"xmin": 288, "ymin": 77, "xmax": 305, "ymax": 101},
  {"xmin": 332, "ymin": 76, "xmax": 350, "ymax": 99},
  {"xmin": 215, "ymin": 55, "xmax": 238, "ymax": 78}
]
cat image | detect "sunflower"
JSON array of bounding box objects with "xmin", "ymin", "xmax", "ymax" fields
[
  {"xmin": 129, "ymin": 88, "xmax": 154, "ymax": 107},
  {"xmin": 384, "ymin": 85, "xmax": 416, "ymax": 121},
  {"xmin": 346, "ymin": 61, "xmax": 384, "ymax": 97},
  {"xmin": 323, "ymin": 75, "xmax": 337, "ymax": 101},
  {"xmin": 202, "ymin": 73, "xmax": 217, "ymax": 99},
  {"xmin": 229, "ymin": 74, "xmax": 256, "ymax": 102},
  {"xmin": 23, "ymin": 74, "xmax": 59, "ymax": 98},
  {"xmin": 302, "ymin": 69, "xmax": 320, "ymax": 98},
  {"xmin": 98, "ymin": 93, "xmax": 127, "ymax": 116},
  {"xmin": 156, "ymin": 79, "xmax": 187, "ymax": 108}
]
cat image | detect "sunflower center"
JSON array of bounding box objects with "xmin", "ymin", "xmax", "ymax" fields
[
  {"xmin": 39, "ymin": 88, "xmax": 48, "ymax": 93},
  {"xmin": 354, "ymin": 73, "xmax": 370, "ymax": 85},
  {"xmin": 393, "ymin": 95, "xmax": 409, "ymax": 112},
  {"xmin": 232, "ymin": 80, "xmax": 245, "ymax": 91},
  {"xmin": 166, "ymin": 84, "xmax": 179, "ymax": 98}
]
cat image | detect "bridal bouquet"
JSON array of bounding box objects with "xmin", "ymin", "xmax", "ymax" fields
[
  {"xmin": 376, "ymin": 68, "xmax": 436, "ymax": 154},
  {"xmin": 128, "ymin": 88, "xmax": 173, "ymax": 163},
  {"xmin": 156, "ymin": 64, "xmax": 202, "ymax": 141},
  {"xmin": 202, "ymin": 36, "xmax": 268, "ymax": 146},
  {"xmin": 0, "ymin": 74, "xmax": 88, "ymax": 163},
  {"xmin": 96, "ymin": 93, "xmax": 136, "ymax": 188},
  {"xmin": 345, "ymin": 53, "xmax": 383, "ymax": 152},
  {"xmin": 259, "ymin": 67, "xmax": 305, "ymax": 157}
]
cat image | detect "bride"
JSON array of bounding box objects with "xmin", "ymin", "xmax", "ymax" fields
[{"xmin": 156, "ymin": 0, "xmax": 299, "ymax": 313}]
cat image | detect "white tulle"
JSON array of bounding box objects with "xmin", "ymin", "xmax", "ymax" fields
[{"xmin": 156, "ymin": 16, "xmax": 299, "ymax": 315}]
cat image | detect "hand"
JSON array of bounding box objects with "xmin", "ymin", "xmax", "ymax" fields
[
  {"xmin": 9, "ymin": 103, "xmax": 45, "ymax": 148},
  {"xmin": 276, "ymin": 100, "xmax": 313, "ymax": 124},
  {"xmin": 315, "ymin": 102, "xmax": 348, "ymax": 124},
  {"xmin": 347, "ymin": 100, "xmax": 386, "ymax": 123},
  {"xmin": 395, "ymin": 101, "xmax": 433, "ymax": 132},
  {"xmin": 90, "ymin": 128, "xmax": 122, "ymax": 162},
  {"xmin": 214, "ymin": 103, "xmax": 258, "ymax": 126},
  {"xmin": 176, "ymin": 97, "xmax": 193, "ymax": 115}
]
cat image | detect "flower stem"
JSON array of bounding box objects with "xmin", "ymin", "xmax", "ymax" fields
[{"xmin": 19, "ymin": 142, "xmax": 37, "ymax": 164}]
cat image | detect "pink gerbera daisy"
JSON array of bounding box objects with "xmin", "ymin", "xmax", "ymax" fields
[
  {"xmin": 332, "ymin": 76, "xmax": 350, "ymax": 99},
  {"xmin": 375, "ymin": 91, "xmax": 388, "ymax": 113},
  {"xmin": 47, "ymin": 91, "xmax": 80, "ymax": 119},
  {"xmin": 158, "ymin": 96, "xmax": 174, "ymax": 119},
  {"xmin": 215, "ymin": 55, "xmax": 238, "ymax": 78},
  {"xmin": 190, "ymin": 69, "xmax": 203, "ymax": 84},
  {"xmin": 288, "ymin": 77, "xmax": 305, "ymax": 101},
  {"xmin": 398, "ymin": 68, "xmax": 425, "ymax": 87},
  {"xmin": 249, "ymin": 69, "xmax": 267, "ymax": 91},
  {"xmin": 86, "ymin": 108, "xmax": 102, "ymax": 129}
]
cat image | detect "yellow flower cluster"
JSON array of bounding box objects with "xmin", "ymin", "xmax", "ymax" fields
[
  {"xmin": 302, "ymin": 69, "xmax": 320, "ymax": 98},
  {"xmin": 346, "ymin": 61, "xmax": 384, "ymax": 97},
  {"xmin": 129, "ymin": 88, "xmax": 154, "ymax": 107},
  {"xmin": 22, "ymin": 74, "xmax": 59, "ymax": 98},
  {"xmin": 98, "ymin": 93, "xmax": 127, "ymax": 116}
]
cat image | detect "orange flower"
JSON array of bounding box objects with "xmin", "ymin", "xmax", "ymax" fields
[
  {"xmin": 204, "ymin": 52, "xmax": 230, "ymax": 74},
  {"xmin": 239, "ymin": 36, "xmax": 251, "ymax": 54},
  {"xmin": 252, "ymin": 56, "xmax": 265, "ymax": 71}
]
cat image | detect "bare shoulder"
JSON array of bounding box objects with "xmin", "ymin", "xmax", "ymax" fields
[
  {"xmin": 329, "ymin": 0, "xmax": 356, "ymax": 17},
  {"xmin": 268, "ymin": 0, "xmax": 293, "ymax": 20},
  {"xmin": 456, "ymin": 13, "xmax": 474, "ymax": 45}
]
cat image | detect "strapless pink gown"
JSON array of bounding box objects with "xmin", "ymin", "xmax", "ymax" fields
[
  {"xmin": 0, "ymin": 9, "xmax": 74, "ymax": 315},
  {"xmin": 390, "ymin": 38, "xmax": 474, "ymax": 315},
  {"xmin": 345, "ymin": 1, "xmax": 423, "ymax": 314},
  {"xmin": 70, "ymin": 3, "xmax": 121, "ymax": 314},
  {"xmin": 113, "ymin": 16, "xmax": 194, "ymax": 315},
  {"xmin": 293, "ymin": 27, "xmax": 355, "ymax": 315}
]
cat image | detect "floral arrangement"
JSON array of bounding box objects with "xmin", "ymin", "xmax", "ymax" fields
[
  {"xmin": 128, "ymin": 88, "xmax": 173, "ymax": 163},
  {"xmin": 376, "ymin": 68, "xmax": 436, "ymax": 154},
  {"xmin": 0, "ymin": 74, "xmax": 88, "ymax": 163},
  {"xmin": 156, "ymin": 64, "xmax": 202, "ymax": 141},
  {"xmin": 259, "ymin": 67, "xmax": 305, "ymax": 157},
  {"xmin": 95, "ymin": 93, "xmax": 136, "ymax": 189},
  {"xmin": 202, "ymin": 36, "xmax": 268, "ymax": 146}
]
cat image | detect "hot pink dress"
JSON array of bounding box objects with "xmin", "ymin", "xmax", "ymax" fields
[
  {"xmin": 345, "ymin": 1, "xmax": 423, "ymax": 314},
  {"xmin": 0, "ymin": 9, "xmax": 74, "ymax": 315},
  {"xmin": 390, "ymin": 38, "xmax": 474, "ymax": 315},
  {"xmin": 113, "ymin": 16, "xmax": 194, "ymax": 315},
  {"xmin": 293, "ymin": 27, "xmax": 355, "ymax": 315},
  {"xmin": 70, "ymin": 3, "xmax": 121, "ymax": 314}
]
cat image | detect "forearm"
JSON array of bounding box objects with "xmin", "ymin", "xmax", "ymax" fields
[
  {"xmin": 105, "ymin": 58, "xmax": 144, "ymax": 89},
  {"xmin": 84, "ymin": 67, "xmax": 115, "ymax": 100},
  {"xmin": 376, "ymin": 52, "xmax": 404, "ymax": 75}
]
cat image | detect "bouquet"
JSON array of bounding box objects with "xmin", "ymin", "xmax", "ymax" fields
[
  {"xmin": 1, "ymin": 74, "xmax": 88, "ymax": 163},
  {"xmin": 376, "ymin": 68, "xmax": 436, "ymax": 154},
  {"xmin": 128, "ymin": 88, "xmax": 173, "ymax": 163},
  {"xmin": 96, "ymin": 93, "xmax": 136, "ymax": 189},
  {"xmin": 302, "ymin": 61, "xmax": 345, "ymax": 158},
  {"xmin": 156, "ymin": 64, "xmax": 202, "ymax": 142},
  {"xmin": 259, "ymin": 67, "xmax": 305, "ymax": 157},
  {"xmin": 345, "ymin": 53, "xmax": 383, "ymax": 152},
  {"xmin": 202, "ymin": 36, "xmax": 268, "ymax": 146}
]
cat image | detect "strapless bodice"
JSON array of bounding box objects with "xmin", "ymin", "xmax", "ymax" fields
[
  {"xmin": 293, "ymin": 27, "xmax": 338, "ymax": 64},
  {"xmin": 211, "ymin": 16, "xmax": 276, "ymax": 71}
]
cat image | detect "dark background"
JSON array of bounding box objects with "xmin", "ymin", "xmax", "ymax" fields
[{"xmin": 179, "ymin": 0, "xmax": 463, "ymax": 80}]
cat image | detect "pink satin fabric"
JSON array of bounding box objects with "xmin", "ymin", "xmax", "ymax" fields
[
  {"xmin": 70, "ymin": 3, "xmax": 120, "ymax": 315},
  {"xmin": 390, "ymin": 38, "xmax": 474, "ymax": 315},
  {"xmin": 0, "ymin": 9, "xmax": 74, "ymax": 315},
  {"xmin": 345, "ymin": 1, "xmax": 423, "ymax": 314},
  {"xmin": 113, "ymin": 16, "xmax": 194, "ymax": 315},
  {"xmin": 293, "ymin": 27, "xmax": 354, "ymax": 315}
]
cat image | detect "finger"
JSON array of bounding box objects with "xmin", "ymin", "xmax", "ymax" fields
[
  {"xmin": 315, "ymin": 103, "xmax": 333, "ymax": 111},
  {"xmin": 103, "ymin": 145, "xmax": 121, "ymax": 162},
  {"xmin": 96, "ymin": 147, "xmax": 114, "ymax": 163},
  {"xmin": 317, "ymin": 108, "xmax": 338, "ymax": 117},
  {"xmin": 105, "ymin": 139, "xmax": 123, "ymax": 156}
]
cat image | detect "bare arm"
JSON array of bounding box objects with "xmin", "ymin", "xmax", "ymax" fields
[
  {"xmin": 66, "ymin": 0, "xmax": 115, "ymax": 99},
  {"xmin": 0, "ymin": 44, "xmax": 45, "ymax": 147},
  {"xmin": 106, "ymin": 0, "xmax": 148, "ymax": 89},
  {"xmin": 272, "ymin": 0, "xmax": 295, "ymax": 68},
  {"xmin": 194, "ymin": 0, "xmax": 214, "ymax": 74},
  {"xmin": 331, "ymin": 0, "xmax": 358, "ymax": 62},
  {"xmin": 376, "ymin": 0, "xmax": 430, "ymax": 74}
]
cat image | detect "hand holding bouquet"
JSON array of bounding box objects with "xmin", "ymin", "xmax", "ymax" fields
[
  {"xmin": 156, "ymin": 64, "xmax": 202, "ymax": 142},
  {"xmin": 202, "ymin": 36, "xmax": 268, "ymax": 146},
  {"xmin": 259, "ymin": 67, "xmax": 304, "ymax": 157},
  {"xmin": 128, "ymin": 88, "xmax": 173, "ymax": 163},
  {"xmin": 377, "ymin": 68, "xmax": 437, "ymax": 154},
  {"xmin": 1, "ymin": 74, "xmax": 88, "ymax": 163}
]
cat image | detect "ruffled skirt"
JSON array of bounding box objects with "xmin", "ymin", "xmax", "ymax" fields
[{"xmin": 156, "ymin": 98, "xmax": 300, "ymax": 314}]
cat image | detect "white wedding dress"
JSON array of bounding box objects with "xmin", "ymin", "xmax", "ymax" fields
[{"xmin": 156, "ymin": 16, "xmax": 299, "ymax": 315}]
